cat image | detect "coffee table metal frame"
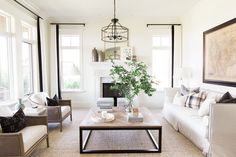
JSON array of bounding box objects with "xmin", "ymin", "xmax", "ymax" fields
[{"xmin": 79, "ymin": 126, "xmax": 162, "ymax": 154}]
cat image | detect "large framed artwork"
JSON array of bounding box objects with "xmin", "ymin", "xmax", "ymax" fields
[{"xmin": 203, "ymin": 18, "xmax": 236, "ymax": 87}]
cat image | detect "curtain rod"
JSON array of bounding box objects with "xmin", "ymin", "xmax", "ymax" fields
[
  {"xmin": 13, "ymin": 0, "xmax": 43, "ymax": 19},
  {"xmin": 147, "ymin": 24, "xmax": 181, "ymax": 27},
  {"xmin": 50, "ymin": 23, "xmax": 86, "ymax": 26}
]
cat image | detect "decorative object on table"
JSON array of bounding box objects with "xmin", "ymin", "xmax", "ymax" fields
[
  {"xmin": 91, "ymin": 110, "xmax": 115, "ymax": 123},
  {"xmin": 101, "ymin": 0, "xmax": 128, "ymax": 43},
  {"xmin": 132, "ymin": 107, "xmax": 139, "ymax": 117},
  {"xmin": 98, "ymin": 108, "xmax": 113, "ymax": 113},
  {"xmin": 97, "ymin": 97, "xmax": 114, "ymax": 109},
  {"xmin": 120, "ymin": 46, "xmax": 133, "ymax": 61},
  {"xmin": 203, "ymin": 18, "xmax": 236, "ymax": 87},
  {"xmin": 104, "ymin": 47, "xmax": 120, "ymax": 61},
  {"xmin": 132, "ymin": 55, "xmax": 137, "ymax": 62},
  {"xmin": 99, "ymin": 104, "xmax": 113, "ymax": 109},
  {"xmin": 110, "ymin": 61, "xmax": 157, "ymax": 112},
  {"xmin": 98, "ymin": 50, "xmax": 105, "ymax": 62},
  {"xmin": 15, "ymin": 98, "xmax": 25, "ymax": 111},
  {"xmin": 92, "ymin": 47, "xmax": 98, "ymax": 62},
  {"xmin": 127, "ymin": 112, "xmax": 143, "ymax": 122}
]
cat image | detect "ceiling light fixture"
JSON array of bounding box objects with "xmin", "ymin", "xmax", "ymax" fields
[{"xmin": 101, "ymin": 0, "xmax": 129, "ymax": 43}]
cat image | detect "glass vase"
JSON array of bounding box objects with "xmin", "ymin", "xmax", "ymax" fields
[{"xmin": 15, "ymin": 98, "xmax": 25, "ymax": 111}]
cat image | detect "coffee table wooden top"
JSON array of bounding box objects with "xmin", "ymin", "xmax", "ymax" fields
[{"xmin": 80, "ymin": 107, "xmax": 161, "ymax": 129}]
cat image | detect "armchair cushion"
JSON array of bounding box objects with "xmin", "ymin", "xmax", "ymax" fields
[
  {"xmin": 46, "ymin": 97, "xmax": 59, "ymax": 106},
  {"xmin": 19, "ymin": 125, "xmax": 47, "ymax": 152},
  {"xmin": 0, "ymin": 109, "xmax": 26, "ymax": 133},
  {"xmin": 28, "ymin": 92, "xmax": 49, "ymax": 106},
  {"xmin": 61, "ymin": 106, "xmax": 70, "ymax": 118}
]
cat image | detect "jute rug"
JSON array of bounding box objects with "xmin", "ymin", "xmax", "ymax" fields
[{"xmin": 31, "ymin": 108, "xmax": 204, "ymax": 157}]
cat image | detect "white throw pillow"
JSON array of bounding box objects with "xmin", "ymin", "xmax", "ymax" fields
[
  {"xmin": 180, "ymin": 84, "xmax": 200, "ymax": 95},
  {"xmin": 28, "ymin": 92, "xmax": 48, "ymax": 106},
  {"xmin": 198, "ymin": 99, "xmax": 216, "ymax": 117},
  {"xmin": 173, "ymin": 92, "xmax": 188, "ymax": 106}
]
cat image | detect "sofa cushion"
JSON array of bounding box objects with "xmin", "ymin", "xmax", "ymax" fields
[
  {"xmin": 180, "ymin": 85, "xmax": 200, "ymax": 96},
  {"xmin": 19, "ymin": 125, "xmax": 47, "ymax": 152},
  {"xmin": 46, "ymin": 97, "xmax": 59, "ymax": 106},
  {"xmin": 164, "ymin": 88, "xmax": 180, "ymax": 103},
  {"xmin": 0, "ymin": 108, "xmax": 26, "ymax": 133},
  {"xmin": 173, "ymin": 92, "xmax": 188, "ymax": 106},
  {"xmin": 185, "ymin": 92, "xmax": 207, "ymax": 109},
  {"xmin": 198, "ymin": 99, "xmax": 216, "ymax": 117},
  {"xmin": 218, "ymin": 92, "xmax": 236, "ymax": 103},
  {"xmin": 61, "ymin": 106, "xmax": 70, "ymax": 118},
  {"xmin": 204, "ymin": 91, "xmax": 222, "ymax": 102}
]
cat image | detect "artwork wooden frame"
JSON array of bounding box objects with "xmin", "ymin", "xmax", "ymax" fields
[{"xmin": 203, "ymin": 18, "xmax": 236, "ymax": 87}]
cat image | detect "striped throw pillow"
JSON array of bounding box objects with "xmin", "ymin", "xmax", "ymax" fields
[{"xmin": 185, "ymin": 92, "xmax": 207, "ymax": 109}]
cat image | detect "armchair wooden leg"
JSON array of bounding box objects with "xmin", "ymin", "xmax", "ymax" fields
[
  {"xmin": 46, "ymin": 136, "xmax": 49, "ymax": 148},
  {"xmin": 70, "ymin": 113, "xmax": 72, "ymax": 121},
  {"xmin": 60, "ymin": 121, "xmax": 63, "ymax": 132}
]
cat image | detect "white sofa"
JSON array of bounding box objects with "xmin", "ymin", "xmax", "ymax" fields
[
  {"xmin": 162, "ymin": 88, "xmax": 222, "ymax": 155},
  {"xmin": 209, "ymin": 103, "xmax": 236, "ymax": 157}
]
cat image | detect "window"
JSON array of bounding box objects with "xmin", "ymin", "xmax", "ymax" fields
[
  {"xmin": 59, "ymin": 31, "xmax": 82, "ymax": 91},
  {"xmin": 152, "ymin": 35, "xmax": 172, "ymax": 89},
  {"xmin": 0, "ymin": 12, "xmax": 12, "ymax": 102},
  {"xmin": 21, "ymin": 23, "xmax": 35, "ymax": 95},
  {"xmin": 0, "ymin": 6, "xmax": 39, "ymax": 104}
]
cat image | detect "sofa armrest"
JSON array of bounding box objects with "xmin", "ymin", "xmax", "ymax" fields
[
  {"xmin": 209, "ymin": 103, "xmax": 236, "ymax": 157},
  {"xmin": 164, "ymin": 88, "xmax": 179, "ymax": 103},
  {"xmin": 0, "ymin": 133, "xmax": 24, "ymax": 156},
  {"xmin": 47, "ymin": 106, "xmax": 62, "ymax": 121},
  {"xmin": 25, "ymin": 115, "xmax": 48, "ymax": 127}
]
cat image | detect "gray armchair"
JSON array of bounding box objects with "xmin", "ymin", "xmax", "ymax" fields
[
  {"xmin": 47, "ymin": 99, "xmax": 72, "ymax": 131},
  {"xmin": 0, "ymin": 115, "xmax": 49, "ymax": 157},
  {"xmin": 28, "ymin": 92, "xmax": 72, "ymax": 132}
]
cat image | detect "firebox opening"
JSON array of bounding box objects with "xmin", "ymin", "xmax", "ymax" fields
[{"xmin": 102, "ymin": 83, "xmax": 123, "ymax": 106}]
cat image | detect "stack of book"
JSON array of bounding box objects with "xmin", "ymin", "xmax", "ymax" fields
[
  {"xmin": 127, "ymin": 113, "xmax": 143, "ymax": 122},
  {"xmin": 98, "ymin": 103, "xmax": 113, "ymax": 109}
]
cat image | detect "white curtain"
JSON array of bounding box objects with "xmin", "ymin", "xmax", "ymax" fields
[
  {"xmin": 49, "ymin": 25, "xmax": 58, "ymax": 97},
  {"xmin": 173, "ymin": 25, "xmax": 182, "ymax": 87},
  {"xmin": 39, "ymin": 18, "xmax": 50, "ymax": 93}
]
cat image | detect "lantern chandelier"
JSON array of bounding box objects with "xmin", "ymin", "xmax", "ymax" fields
[{"xmin": 101, "ymin": 0, "xmax": 129, "ymax": 43}]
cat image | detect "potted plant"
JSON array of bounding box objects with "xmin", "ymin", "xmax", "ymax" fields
[{"xmin": 110, "ymin": 61, "xmax": 157, "ymax": 111}]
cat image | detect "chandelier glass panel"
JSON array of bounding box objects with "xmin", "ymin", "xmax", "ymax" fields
[{"xmin": 101, "ymin": 0, "xmax": 129, "ymax": 43}]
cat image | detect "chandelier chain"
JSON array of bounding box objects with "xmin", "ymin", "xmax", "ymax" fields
[{"xmin": 114, "ymin": 0, "xmax": 116, "ymax": 19}]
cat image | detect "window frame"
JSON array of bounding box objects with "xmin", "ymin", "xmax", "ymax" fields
[
  {"xmin": 21, "ymin": 41, "xmax": 34, "ymax": 94},
  {"xmin": 0, "ymin": 11, "xmax": 14, "ymax": 103},
  {"xmin": 152, "ymin": 34, "xmax": 172, "ymax": 90},
  {"xmin": 59, "ymin": 29, "xmax": 84, "ymax": 92},
  {"xmin": 21, "ymin": 21, "xmax": 37, "ymax": 95}
]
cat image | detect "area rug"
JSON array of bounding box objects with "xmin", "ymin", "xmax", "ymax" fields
[{"xmin": 31, "ymin": 108, "xmax": 204, "ymax": 157}]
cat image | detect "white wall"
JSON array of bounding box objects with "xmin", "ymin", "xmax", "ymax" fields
[
  {"xmin": 181, "ymin": 0, "xmax": 236, "ymax": 94},
  {"xmin": 50, "ymin": 17, "xmax": 181, "ymax": 108}
]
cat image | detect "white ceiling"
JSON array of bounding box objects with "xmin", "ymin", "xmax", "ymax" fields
[{"xmin": 27, "ymin": 0, "xmax": 200, "ymax": 20}]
